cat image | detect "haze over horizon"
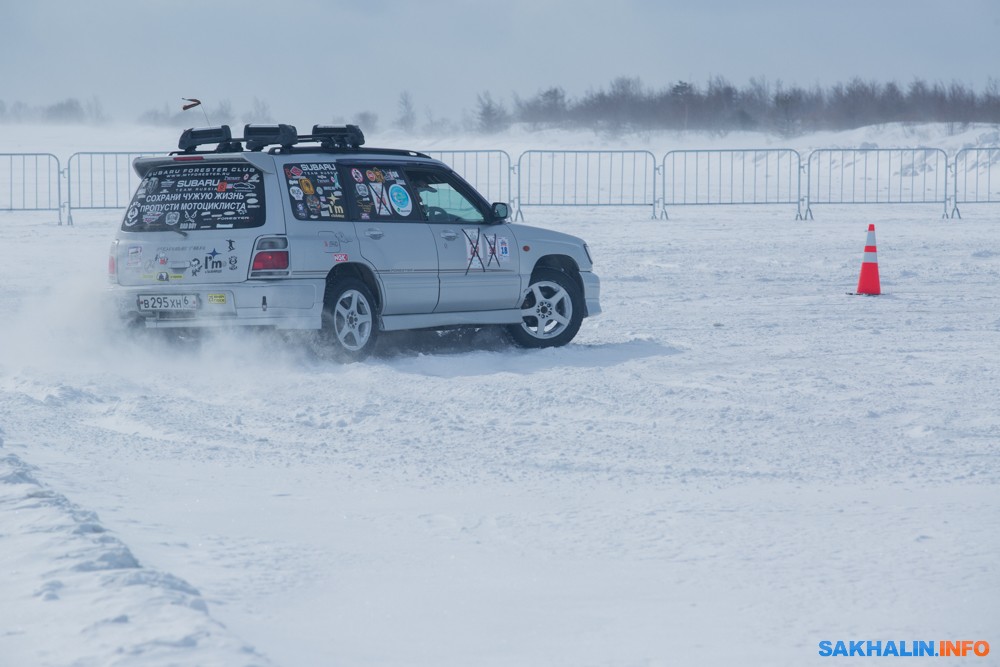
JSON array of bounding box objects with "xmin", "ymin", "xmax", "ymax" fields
[{"xmin": 1, "ymin": 0, "xmax": 998, "ymax": 127}]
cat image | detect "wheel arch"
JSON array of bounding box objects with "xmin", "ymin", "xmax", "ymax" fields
[
  {"xmin": 530, "ymin": 254, "xmax": 583, "ymax": 293},
  {"xmin": 325, "ymin": 262, "xmax": 382, "ymax": 312}
]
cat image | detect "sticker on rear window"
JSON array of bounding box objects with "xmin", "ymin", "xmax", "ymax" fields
[{"xmin": 123, "ymin": 164, "xmax": 266, "ymax": 232}]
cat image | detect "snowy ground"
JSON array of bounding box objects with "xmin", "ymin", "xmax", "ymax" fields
[{"xmin": 1, "ymin": 124, "xmax": 999, "ymax": 666}]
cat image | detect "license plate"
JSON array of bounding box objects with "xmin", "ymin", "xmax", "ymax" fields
[{"xmin": 137, "ymin": 294, "xmax": 200, "ymax": 311}]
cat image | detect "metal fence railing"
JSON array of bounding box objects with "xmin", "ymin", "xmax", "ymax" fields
[
  {"xmin": 514, "ymin": 150, "xmax": 658, "ymax": 219},
  {"xmin": 950, "ymin": 147, "xmax": 1000, "ymax": 218},
  {"xmin": 661, "ymin": 149, "xmax": 803, "ymax": 219},
  {"xmin": 66, "ymin": 151, "xmax": 161, "ymax": 225},
  {"xmin": 0, "ymin": 153, "xmax": 62, "ymax": 224},
  {"xmin": 9, "ymin": 144, "xmax": 1000, "ymax": 226},
  {"xmin": 423, "ymin": 150, "xmax": 513, "ymax": 211},
  {"xmin": 804, "ymin": 148, "xmax": 949, "ymax": 219}
]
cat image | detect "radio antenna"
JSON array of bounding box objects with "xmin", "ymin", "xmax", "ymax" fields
[{"xmin": 182, "ymin": 98, "xmax": 212, "ymax": 126}]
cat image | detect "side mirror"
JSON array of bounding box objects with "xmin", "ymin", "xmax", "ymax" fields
[{"xmin": 491, "ymin": 202, "xmax": 509, "ymax": 221}]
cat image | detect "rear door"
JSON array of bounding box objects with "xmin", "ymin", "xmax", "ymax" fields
[
  {"xmin": 276, "ymin": 160, "xmax": 360, "ymax": 281},
  {"xmin": 115, "ymin": 157, "xmax": 274, "ymax": 286},
  {"xmin": 342, "ymin": 163, "xmax": 438, "ymax": 315}
]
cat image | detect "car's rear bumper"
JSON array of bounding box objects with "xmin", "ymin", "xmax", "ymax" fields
[{"xmin": 108, "ymin": 280, "xmax": 324, "ymax": 330}]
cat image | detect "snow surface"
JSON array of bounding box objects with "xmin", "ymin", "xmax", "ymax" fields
[{"xmin": 1, "ymin": 123, "xmax": 999, "ymax": 666}]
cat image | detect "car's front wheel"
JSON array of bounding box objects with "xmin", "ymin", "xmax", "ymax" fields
[
  {"xmin": 506, "ymin": 268, "xmax": 584, "ymax": 348},
  {"xmin": 321, "ymin": 278, "xmax": 379, "ymax": 361}
]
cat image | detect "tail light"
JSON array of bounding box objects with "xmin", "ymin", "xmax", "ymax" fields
[
  {"xmin": 250, "ymin": 237, "xmax": 289, "ymax": 277},
  {"xmin": 252, "ymin": 251, "xmax": 289, "ymax": 270}
]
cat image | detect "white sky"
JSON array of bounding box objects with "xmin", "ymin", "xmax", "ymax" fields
[{"xmin": 1, "ymin": 0, "xmax": 997, "ymax": 127}]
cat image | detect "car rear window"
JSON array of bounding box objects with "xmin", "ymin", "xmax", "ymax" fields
[{"xmin": 122, "ymin": 163, "xmax": 266, "ymax": 232}]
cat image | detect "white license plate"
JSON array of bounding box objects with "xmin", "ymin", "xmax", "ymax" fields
[{"xmin": 137, "ymin": 294, "xmax": 200, "ymax": 311}]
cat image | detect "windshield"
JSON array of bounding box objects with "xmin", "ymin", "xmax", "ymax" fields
[{"xmin": 122, "ymin": 163, "xmax": 266, "ymax": 232}]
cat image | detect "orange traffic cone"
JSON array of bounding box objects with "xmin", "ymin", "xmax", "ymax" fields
[{"xmin": 855, "ymin": 224, "xmax": 881, "ymax": 295}]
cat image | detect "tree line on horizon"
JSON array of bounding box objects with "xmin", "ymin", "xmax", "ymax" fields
[
  {"xmin": 475, "ymin": 76, "xmax": 1000, "ymax": 135},
  {"xmin": 2, "ymin": 76, "xmax": 999, "ymax": 137}
]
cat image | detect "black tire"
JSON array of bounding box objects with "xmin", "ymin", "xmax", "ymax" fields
[
  {"xmin": 321, "ymin": 278, "xmax": 379, "ymax": 361},
  {"xmin": 506, "ymin": 268, "xmax": 584, "ymax": 348}
]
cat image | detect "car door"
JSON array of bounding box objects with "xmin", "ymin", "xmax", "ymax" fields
[
  {"xmin": 342, "ymin": 163, "xmax": 439, "ymax": 315},
  {"xmin": 406, "ymin": 167, "xmax": 521, "ymax": 313}
]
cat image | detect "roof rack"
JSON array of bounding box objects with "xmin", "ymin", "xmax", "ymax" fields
[
  {"xmin": 244, "ymin": 124, "xmax": 298, "ymax": 151},
  {"xmin": 171, "ymin": 123, "xmax": 429, "ymax": 159},
  {"xmin": 177, "ymin": 125, "xmax": 243, "ymax": 153},
  {"xmin": 306, "ymin": 124, "xmax": 365, "ymax": 149}
]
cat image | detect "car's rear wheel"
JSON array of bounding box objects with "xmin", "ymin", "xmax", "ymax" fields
[
  {"xmin": 506, "ymin": 268, "xmax": 584, "ymax": 348},
  {"xmin": 321, "ymin": 278, "xmax": 379, "ymax": 361}
]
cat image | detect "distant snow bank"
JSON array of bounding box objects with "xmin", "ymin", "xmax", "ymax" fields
[
  {"xmin": 1, "ymin": 121, "xmax": 996, "ymax": 160},
  {"xmin": 0, "ymin": 446, "xmax": 269, "ymax": 667}
]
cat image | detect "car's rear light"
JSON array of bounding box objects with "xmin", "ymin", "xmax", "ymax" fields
[
  {"xmin": 173, "ymin": 156, "xmax": 205, "ymax": 162},
  {"xmin": 252, "ymin": 251, "xmax": 289, "ymax": 270}
]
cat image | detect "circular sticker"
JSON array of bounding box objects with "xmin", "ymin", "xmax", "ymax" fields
[
  {"xmin": 351, "ymin": 168, "xmax": 364, "ymax": 183},
  {"xmin": 165, "ymin": 211, "xmax": 180, "ymax": 226},
  {"xmin": 388, "ymin": 184, "xmax": 412, "ymax": 216},
  {"xmin": 289, "ymin": 186, "xmax": 304, "ymax": 201}
]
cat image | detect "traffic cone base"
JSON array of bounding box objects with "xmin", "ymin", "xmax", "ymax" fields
[{"xmin": 855, "ymin": 223, "xmax": 881, "ymax": 295}]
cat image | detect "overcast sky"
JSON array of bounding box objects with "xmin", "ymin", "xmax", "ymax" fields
[{"xmin": 1, "ymin": 0, "xmax": 997, "ymax": 128}]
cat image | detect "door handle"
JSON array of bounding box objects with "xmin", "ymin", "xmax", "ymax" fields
[
  {"xmin": 364, "ymin": 228, "xmax": 384, "ymax": 240},
  {"xmin": 440, "ymin": 230, "xmax": 458, "ymax": 241}
]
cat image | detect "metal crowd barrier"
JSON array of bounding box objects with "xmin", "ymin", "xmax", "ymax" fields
[
  {"xmin": 514, "ymin": 150, "xmax": 658, "ymax": 219},
  {"xmin": 423, "ymin": 150, "xmax": 513, "ymax": 210},
  {"xmin": 12, "ymin": 145, "xmax": 1000, "ymax": 226},
  {"xmin": 66, "ymin": 151, "xmax": 161, "ymax": 225},
  {"xmin": 950, "ymin": 147, "xmax": 1000, "ymax": 218},
  {"xmin": 804, "ymin": 148, "xmax": 949, "ymax": 218},
  {"xmin": 661, "ymin": 149, "xmax": 803, "ymax": 219},
  {"xmin": 0, "ymin": 153, "xmax": 62, "ymax": 224}
]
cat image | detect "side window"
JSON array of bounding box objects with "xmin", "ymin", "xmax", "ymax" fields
[
  {"xmin": 406, "ymin": 169, "xmax": 486, "ymax": 224},
  {"xmin": 282, "ymin": 162, "xmax": 347, "ymax": 221},
  {"xmin": 342, "ymin": 165, "xmax": 420, "ymax": 222}
]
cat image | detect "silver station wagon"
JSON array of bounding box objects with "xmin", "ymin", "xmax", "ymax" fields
[{"xmin": 107, "ymin": 124, "xmax": 601, "ymax": 360}]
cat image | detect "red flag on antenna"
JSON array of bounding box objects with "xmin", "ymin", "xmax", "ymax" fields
[{"xmin": 182, "ymin": 98, "xmax": 202, "ymax": 111}]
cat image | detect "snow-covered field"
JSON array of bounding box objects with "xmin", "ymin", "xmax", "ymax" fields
[{"xmin": 1, "ymin": 124, "xmax": 998, "ymax": 666}]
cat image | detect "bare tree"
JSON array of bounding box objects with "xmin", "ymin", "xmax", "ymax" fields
[
  {"xmin": 85, "ymin": 97, "xmax": 109, "ymax": 124},
  {"xmin": 245, "ymin": 98, "xmax": 274, "ymax": 124},
  {"xmin": 212, "ymin": 100, "xmax": 234, "ymax": 126},
  {"xmin": 395, "ymin": 92, "xmax": 416, "ymax": 132}
]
